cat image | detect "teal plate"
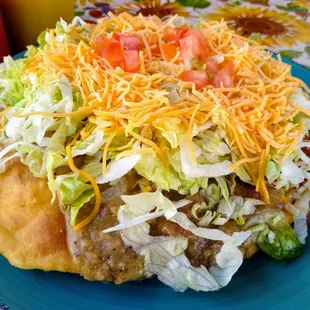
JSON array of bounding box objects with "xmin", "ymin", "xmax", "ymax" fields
[{"xmin": 0, "ymin": 56, "xmax": 309, "ymax": 310}]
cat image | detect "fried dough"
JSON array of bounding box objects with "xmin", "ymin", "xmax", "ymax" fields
[
  {"xmin": 64, "ymin": 202, "xmax": 145, "ymax": 283},
  {"xmin": 0, "ymin": 160, "xmax": 80, "ymax": 273}
]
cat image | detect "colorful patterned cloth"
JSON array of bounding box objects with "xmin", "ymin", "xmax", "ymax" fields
[{"xmin": 74, "ymin": 0, "xmax": 310, "ymax": 67}]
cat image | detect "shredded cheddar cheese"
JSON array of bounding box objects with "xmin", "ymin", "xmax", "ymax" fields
[
  {"xmin": 15, "ymin": 12, "xmax": 309, "ymax": 227},
  {"xmin": 66, "ymin": 145, "xmax": 101, "ymax": 231},
  {"xmin": 102, "ymin": 130, "xmax": 119, "ymax": 175}
]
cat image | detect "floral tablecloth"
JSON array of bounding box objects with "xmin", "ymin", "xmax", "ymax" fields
[{"xmin": 74, "ymin": 0, "xmax": 310, "ymax": 67}]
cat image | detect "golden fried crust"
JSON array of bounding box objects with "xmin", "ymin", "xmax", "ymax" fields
[{"xmin": 0, "ymin": 160, "xmax": 80, "ymax": 273}]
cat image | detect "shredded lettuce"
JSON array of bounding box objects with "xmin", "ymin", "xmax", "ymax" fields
[
  {"xmin": 280, "ymin": 159, "xmax": 304, "ymax": 185},
  {"xmin": 25, "ymin": 45, "xmax": 39, "ymax": 58},
  {"xmin": 122, "ymin": 191, "xmax": 179, "ymax": 219},
  {"xmin": 17, "ymin": 144, "xmax": 45, "ymax": 177},
  {"xmin": 231, "ymin": 152, "xmax": 251, "ymax": 183},
  {"xmin": 49, "ymin": 121, "xmax": 69, "ymax": 151},
  {"xmin": 103, "ymin": 196, "xmax": 190, "ymax": 233},
  {"xmin": 160, "ymin": 83, "xmax": 180, "ymax": 103},
  {"xmin": 180, "ymin": 140, "xmax": 232, "ymax": 178},
  {"xmin": 285, "ymin": 191, "xmax": 310, "ymax": 244},
  {"xmin": 195, "ymin": 129, "xmax": 230, "ymax": 162},
  {"xmin": 0, "ymin": 153, "xmax": 18, "ymax": 173},
  {"xmin": 14, "ymin": 120, "xmax": 70, "ymax": 198},
  {"xmin": 179, "ymin": 174, "xmax": 209, "ymax": 195},
  {"xmin": 5, "ymin": 79, "xmax": 77, "ymax": 146},
  {"xmin": 295, "ymin": 191, "xmax": 310, "ymax": 214},
  {"xmin": 59, "ymin": 176, "xmax": 95, "ymax": 225},
  {"xmin": 289, "ymin": 88, "xmax": 310, "ymax": 111},
  {"xmin": 82, "ymin": 160, "xmax": 103, "ymax": 178},
  {"xmin": 0, "ymin": 57, "xmax": 26, "ymax": 107},
  {"xmin": 171, "ymin": 211, "xmax": 250, "ymax": 243},
  {"xmin": 0, "ymin": 141, "xmax": 23, "ymax": 162},
  {"xmin": 203, "ymin": 183, "xmax": 222, "ymax": 208},
  {"xmin": 96, "ymin": 155, "xmax": 141, "ymax": 184},
  {"xmin": 208, "ymin": 243, "xmax": 244, "ymax": 287},
  {"xmin": 72, "ymin": 130, "xmax": 105, "ymax": 157},
  {"xmin": 60, "ymin": 177, "xmax": 93, "ymax": 204},
  {"xmin": 135, "ymin": 153, "xmax": 182, "ymax": 191},
  {"xmin": 192, "ymin": 204, "xmax": 229, "ymax": 227},
  {"xmin": 45, "ymin": 150, "xmax": 67, "ymax": 201},
  {"xmin": 265, "ymin": 159, "xmax": 281, "ymax": 184},
  {"xmin": 153, "ymin": 118, "xmax": 183, "ymax": 148},
  {"xmin": 70, "ymin": 189, "xmax": 94, "ymax": 226},
  {"xmin": 115, "ymin": 192, "xmax": 250, "ymax": 292},
  {"xmin": 136, "ymin": 151, "xmax": 209, "ymax": 195},
  {"xmin": 215, "ymin": 177, "xmax": 229, "ymax": 201},
  {"xmin": 37, "ymin": 29, "xmax": 49, "ymax": 48},
  {"xmin": 217, "ymin": 196, "xmax": 264, "ymax": 219}
]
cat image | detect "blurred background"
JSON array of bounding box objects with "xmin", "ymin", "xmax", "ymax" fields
[
  {"xmin": 0, "ymin": 0, "xmax": 74, "ymax": 60},
  {"xmin": 0, "ymin": 0, "xmax": 309, "ymax": 66}
]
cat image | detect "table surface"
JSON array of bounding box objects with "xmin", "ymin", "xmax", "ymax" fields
[{"xmin": 74, "ymin": 0, "xmax": 310, "ymax": 67}]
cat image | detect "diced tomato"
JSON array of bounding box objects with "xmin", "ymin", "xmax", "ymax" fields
[
  {"xmin": 213, "ymin": 70, "xmax": 234, "ymax": 88},
  {"xmin": 205, "ymin": 59, "xmax": 219, "ymax": 74},
  {"xmin": 179, "ymin": 35, "xmax": 201, "ymax": 61},
  {"xmin": 93, "ymin": 35, "xmax": 114, "ymax": 53},
  {"xmin": 161, "ymin": 44, "xmax": 178, "ymax": 61},
  {"xmin": 123, "ymin": 50, "xmax": 140, "ymax": 72},
  {"xmin": 164, "ymin": 26, "xmax": 188, "ymax": 46},
  {"xmin": 182, "ymin": 30, "xmax": 206, "ymax": 48},
  {"xmin": 100, "ymin": 48, "xmax": 108, "ymax": 58},
  {"xmin": 180, "ymin": 24, "xmax": 190, "ymax": 31},
  {"xmin": 223, "ymin": 61, "xmax": 235, "ymax": 75},
  {"xmin": 119, "ymin": 35, "xmax": 141, "ymax": 50},
  {"xmin": 182, "ymin": 29, "xmax": 209, "ymax": 61},
  {"xmin": 102, "ymin": 42, "xmax": 124, "ymax": 64},
  {"xmin": 180, "ymin": 70, "xmax": 210, "ymax": 88},
  {"xmin": 113, "ymin": 32, "xmax": 120, "ymax": 40},
  {"xmin": 179, "ymin": 33, "xmax": 209, "ymax": 64},
  {"xmin": 150, "ymin": 33, "xmax": 158, "ymax": 45},
  {"xmin": 149, "ymin": 33, "xmax": 160, "ymax": 53},
  {"xmin": 199, "ymin": 48, "xmax": 209, "ymax": 62},
  {"xmin": 212, "ymin": 60, "xmax": 235, "ymax": 88}
]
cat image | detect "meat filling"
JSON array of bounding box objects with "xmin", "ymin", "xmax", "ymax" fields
[{"xmin": 64, "ymin": 181, "xmax": 294, "ymax": 283}]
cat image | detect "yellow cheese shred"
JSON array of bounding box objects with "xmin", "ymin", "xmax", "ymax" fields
[
  {"xmin": 66, "ymin": 145, "xmax": 101, "ymax": 232},
  {"xmin": 102, "ymin": 130, "xmax": 118, "ymax": 175}
]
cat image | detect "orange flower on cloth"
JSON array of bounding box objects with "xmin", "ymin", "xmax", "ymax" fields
[
  {"xmin": 206, "ymin": 6, "xmax": 310, "ymax": 47},
  {"xmin": 114, "ymin": 0, "xmax": 189, "ymax": 18}
]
